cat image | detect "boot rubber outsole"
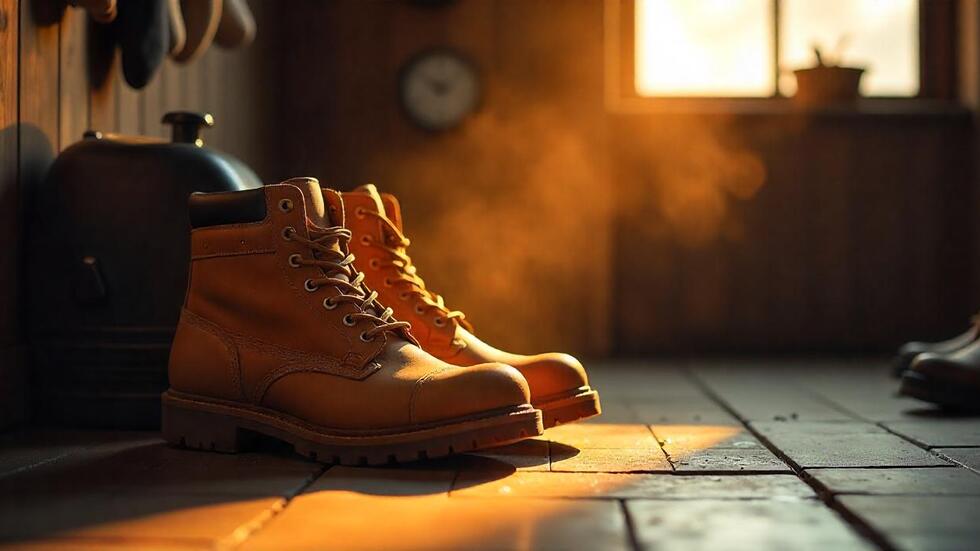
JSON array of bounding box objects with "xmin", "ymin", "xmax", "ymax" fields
[
  {"xmin": 899, "ymin": 371, "xmax": 980, "ymax": 412},
  {"xmin": 161, "ymin": 390, "xmax": 544, "ymax": 466},
  {"xmin": 535, "ymin": 387, "xmax": 601, "ymax": 429}
]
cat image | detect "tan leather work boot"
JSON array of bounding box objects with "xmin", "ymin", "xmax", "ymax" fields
[
  {"xmin": 163, "ymin": 178, "xmax": 542, "ymax": 465},
  {"xmin": 330, "ymin": 184, "xmax": 601, "ymax": 428}
]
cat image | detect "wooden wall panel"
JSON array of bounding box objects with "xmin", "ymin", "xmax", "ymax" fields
[
  {"xmin": 279, "ymin": 0, "xmax": 976, "ymax": 357},
  {"xmin": 59, "ymin": 8, "xmax": 89, "ymax": 149},
  {"xmin": 14, "ymin": 0, "xmax": 60, "ymax": 430},
  {"xmin": 18, "ymin": 0, "xmax": 59, "ymax": 183},
  {"xmin": 281, "ymin": 0, "xmax": 613, "ymax": 358},
  {"xmin": 1, "ymin": 0, "xmax": 276, "ymax": 428},
  {"xmin": 0, "ymin": 0, "xmax": 23, "ymax": 428},
  {"xmin": 612, "ymin": 113, "xmax": 974, "ymax": 354},
  {"xmin": 88, "ymin": 20, "xmax": 118, "ymax": 136}
]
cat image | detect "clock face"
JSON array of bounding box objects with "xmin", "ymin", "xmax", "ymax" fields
[{"xmin": 400, "ymin": 50, "xmax": 480, "ymax": 131}]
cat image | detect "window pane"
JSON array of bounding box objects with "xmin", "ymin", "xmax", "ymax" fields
[
  {"xmin": 635, "ymin": 0, "xmax": 775, "ymax": 97},
  {"xmin": 780, "ymin": 0, "xmax": 919, "ymax": 96}
]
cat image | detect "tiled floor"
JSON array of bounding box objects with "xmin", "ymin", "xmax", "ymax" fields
[{"xmin": 2, "ymin": 360, "xmax": 979, "ymax": 550}]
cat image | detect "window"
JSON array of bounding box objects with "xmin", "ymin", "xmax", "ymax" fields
[
  {"xmin": 779, "ymin": 0, "xmax": 919, "ymax": 96},
  {"xmin": 608, "ymin": 0, "xmax": 954, "ymax": 107},
  {"xmin": 635, "ymin": 0, "xmax": 776, "ymax": 97}
]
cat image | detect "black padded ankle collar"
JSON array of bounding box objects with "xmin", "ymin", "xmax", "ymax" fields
[{"xmin": 189, "ymin": 187, "xmax": 267, "ymax": 228}]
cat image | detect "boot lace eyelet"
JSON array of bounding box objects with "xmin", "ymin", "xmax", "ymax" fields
[
  {"xmin": 434, "ymin": 317, "xmax": 447, "ymax": 327},
  {"xmin": 304, "ymin": 279, "xmax": 319, "ymax": 292},
  {"xmin": 398, "ymin": 292, "xmax": 410, "ymax": 301},
  {"xmin": 281, "ymin": 226, "xmax": 296, "ymax": 240},
  {"xmin": 368, "ymin": 258, "xmax": 380, "ymax": 270},
  {"xmin": 288, "ymin": 254, "xmax": 302, "ymax": 268},
  {"xmin": 323, "ymin": 297, "xmax": 337, "ymax": 310},
  {"xmin": 414, "ymin": 304, "xmax": 425, "ymax": 315},
  {"xmin": 360, "ymin": 235, "xmax": 372, "ymax": 246},
  {"xmin": 359, "ymin": 331, "xmax": 374, "ymax": 342},
  {"xmin": 355, "ymin": 207, "xmax": 366, "ymax": 219},
  {"xmin": 343, "ymin": 314, "xmax": 356, "ymax": 326},
  {"xmin": 383, "ymin": 278, "xmax": 393, "ymax": 288},
  {"xmin": 278, "ymin": 198, "xmax": 293, "ymax": 213}
]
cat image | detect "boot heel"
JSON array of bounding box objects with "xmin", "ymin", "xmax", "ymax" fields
[{"xmin": 162, "ymin": 398, "xmax": 251, "ymax": 453}]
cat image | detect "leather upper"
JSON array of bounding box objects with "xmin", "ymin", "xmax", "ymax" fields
[
  {"xmin": 895, "ymin": 322, "xmax": 980, "ymax": 375},
  {"xmin": 910, "ymin": 336, "xmax": 980, "ymax": 388},
  {"xmin": 169, "ymin": 181, "xmax": 531, "ymax": 430},
  {"xmin": 899, "ymin": 324, "xmax": 979, "ymax": 361}
]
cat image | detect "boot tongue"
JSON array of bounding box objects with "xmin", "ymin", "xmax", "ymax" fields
[
  {"xmin": 281, "ymin": 177, "xmax": 331, "ymax": 227},
  {"xmin": 353, "ymin": 183, "xmax": 387, "ymax": 216},
  {"xmin": 278, "ymin": 177, "xmax": 357, "ymax": 286}
]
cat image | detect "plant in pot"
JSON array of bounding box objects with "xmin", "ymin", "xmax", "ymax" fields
[{"xmin": 792, "ymin": 38, "xmax": 866, "ymax": 107}]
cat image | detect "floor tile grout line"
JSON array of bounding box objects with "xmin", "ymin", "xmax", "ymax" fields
[
  {"xmin": 618, "ymin": 499, "xmax": 642, "ymax": 551},
  {"xmin": 802, "ymin": 386, "xmax": 881, "ymax": 423},
  {"xmin": 220, "ymin": 464, "xmax": 330, "ymax": 550},
  {"xmin": 450, "ymin": 495, "xmax": 821, "ymax": 502},
  {"xmin": 873, "ymin": 422, "xmax": 964, "ymax": 468},
  {"xmin": 645, "ymin": 424, "xmax": 677, "ymax": 471},
  {"xmin": 0, "ymin": 449, "xmax": 76, "ymax": 480},
  {"xmin": 26, "ymin": 533, "xmax": 216, "ymax": 549},
  {"xmin": 449, "ymin": 466, "xmax": 463, "ymax": 493},
  {"xmin": 933, "ymin": 449, "xmax": 980, "ymax": 476},
  {"xmin": 731, "ymin": 383, "xmax": 971, "ymax": 470},
  {"xmin": 683, "ymin": 368, "xmax": 899, "ymax": 551},
  {"xmin": 0, "ymin": 434, "xmax": 165, "ymax": 480}
]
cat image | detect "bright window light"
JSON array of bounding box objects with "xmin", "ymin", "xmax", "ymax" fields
[
  {"xmin": 633, "ymin": 0, "xmax": 919, "ymax": 98},
  {"xmin": 780, "ymin": 0, "xmax": 919, "ymax": 96},
  {"xmin": 635, "ymin": 0, "xmax": 775, "ymax": 97}
]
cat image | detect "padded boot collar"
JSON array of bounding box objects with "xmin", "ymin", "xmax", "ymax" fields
[{"xmin": 189, "ymin": 187, "xmax": 267, "ymax": 228}]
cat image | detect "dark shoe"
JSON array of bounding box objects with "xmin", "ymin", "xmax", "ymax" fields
[
  {"xmin": 893, "ymin": 320, "xmax": 979, "ymax": 377},
  {"xmin": 900, "ymin": 339, "xmax": 980, "ymax": 411},
  {"xmin": 115, "ymin": 0, "xmax": 169, "ymax": 89}
]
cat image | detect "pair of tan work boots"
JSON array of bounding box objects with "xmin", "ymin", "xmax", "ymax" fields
[{"xmin": 162, "ymin": 178, "xmax": 600, "ymax": 465}]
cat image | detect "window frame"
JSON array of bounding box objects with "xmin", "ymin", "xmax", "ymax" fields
[{"xmin": 604, "ymin": 0, "xmax": 959, "ymax": 114}]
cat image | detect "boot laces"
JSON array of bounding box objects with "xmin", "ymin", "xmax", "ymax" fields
[
  {"xmin": 283, "ymin": 225, "xmax": 411, "ymax": 341},
  {"xmin": 359, "ymin": 209, "xmax": 472, "ymax": 334}
]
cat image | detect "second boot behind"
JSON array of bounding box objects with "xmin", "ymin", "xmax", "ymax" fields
[{"xmin": 330, "ymin": 184, "xmax": 601, "ymax": 428}]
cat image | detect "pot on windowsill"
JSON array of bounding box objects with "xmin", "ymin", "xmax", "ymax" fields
[{"xmin": 793, "ymin": 65, "xmax": 865, "ymax": 108}]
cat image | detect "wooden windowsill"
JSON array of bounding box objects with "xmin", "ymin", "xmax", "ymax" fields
[{"xmin": 607, "ymin": 97, "xmax": 973, "ymax": 119}]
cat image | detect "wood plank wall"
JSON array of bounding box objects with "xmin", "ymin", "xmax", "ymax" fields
[
  {"xmin": 280, "ymin": 0, "xmax": 614, "ymax": 360},
  {"xmin": 0, "ymin": 0, "xmax": 278, "ymax": 428},
  {"xmin": 1, "ymin": 0, "xmax": 21, "ymax": 427},
  {"xmin": 279, "ymin": 0, "xmax": 978, "ymax": 358},
  {"xmin": 612, "ymin": 111, "xmax": 975, "ymax": 355}
]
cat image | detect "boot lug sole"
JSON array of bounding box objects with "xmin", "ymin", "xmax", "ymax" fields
[
  {"xmin": 535, "ymin": 388, "xmax": 601, "ymax": 429},
  {"xmin": 161, "ymin": 390, "xmax": 544, "ymax": 465}
]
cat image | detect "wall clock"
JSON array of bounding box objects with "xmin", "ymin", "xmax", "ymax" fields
[{"xmin": 399, "ymin": 49, "xmax": 481, "ymax": 131}]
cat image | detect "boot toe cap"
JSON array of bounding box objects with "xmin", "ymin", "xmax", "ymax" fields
[
  {"xmin": 512, "ymin": 353, "xmax": 589, "ymax": 403},
  {"xmin": 411, "ymin": 362, "xmax": 531, "ymax": 424}
]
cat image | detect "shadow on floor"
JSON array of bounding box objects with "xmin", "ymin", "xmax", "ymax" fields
[{"xmin": 0, "ymin": 429, "xmax": 540, "ymax": 545}]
